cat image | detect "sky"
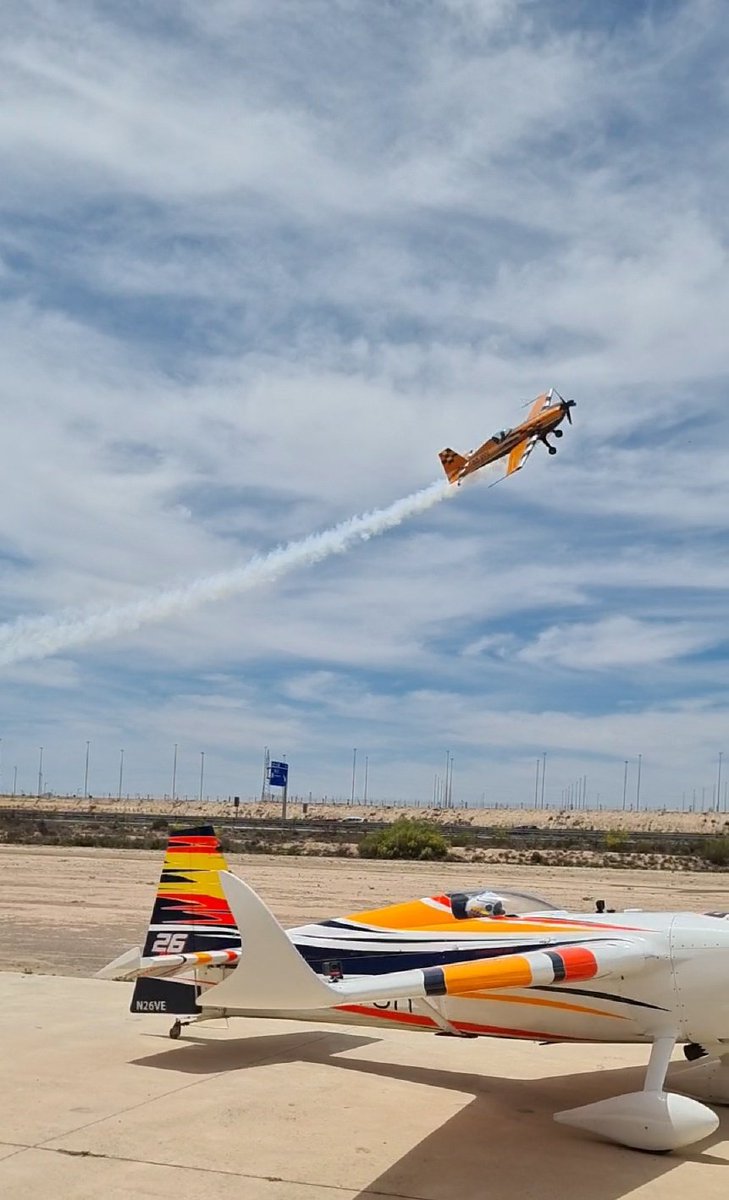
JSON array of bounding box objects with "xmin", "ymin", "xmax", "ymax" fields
[{"xmin": 2, "ymin": 0, "xmax": 729, "ymax": 809}]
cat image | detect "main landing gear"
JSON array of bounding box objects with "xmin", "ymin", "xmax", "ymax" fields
[{"xmin": 555, "ymin": 1035, "xmax": 721, "ymax": 1152}]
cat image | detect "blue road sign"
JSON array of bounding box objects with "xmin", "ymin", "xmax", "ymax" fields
[{"xmin": 269, "ymin": 761, "xmax": 288, "ymax": 788}]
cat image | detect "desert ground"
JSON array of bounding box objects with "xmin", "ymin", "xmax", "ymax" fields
[
  {"xmin": 2, "ymin": 843, "xmax": 728, "ymax": 977},
  {"xmin": 3, "ymin": 792, "xmax": 729, "ymax": 833}
]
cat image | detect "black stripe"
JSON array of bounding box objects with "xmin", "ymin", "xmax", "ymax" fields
[
  {"xmin": 534, "ymin": 985, "xmax": 669, "ymax": 1012},
  {"xmin": 295, "ymin": 939, "xmax": 586, "ymax": 977},
  {"xmin": 423, "ymin": 967, "xmax": 447, "ymax": 996},
  {"xmin": 545, "ymin": 951, "xmax": 566, "ymax": 982}
]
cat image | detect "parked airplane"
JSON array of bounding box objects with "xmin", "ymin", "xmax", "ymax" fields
[
  {"xmin": 439, "ymin": 388, "xmax": 576, "ymax": 485},
  {"xmin": 99, "ymin": 826, "xmax": 729, "ymax": 1153}
]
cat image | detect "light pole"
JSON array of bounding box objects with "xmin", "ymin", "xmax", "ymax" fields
[
  {"xmin": 540, "ymin": 752, "xmax": 547, "ymax": 809},
  {"xmin": 171, "ymin": 743, "xmax": 178, "ymax": 802},
  {"xmin": 534, "ymin": 757, "xmax": 540, "ymax": 808},
  {"xmin": 351, "ymin": 748, "xmax": 357, "ymax": 805},
  {"xmin": 716, "ymin": 751, "xmax": 723, "ymax": 812},
  {"xmin": 12, "ymin": 765, "xmax": 17, "ymax": 797},
  {"xmin": 199, "ymin": 751, "xmax": 205, "ymax": 803},
  {"xmin": 363, "ymin": 755, "xmax": 369, "ymax": 805},
  {"xmin": 118, "ymin": 749, "xmax": 124, "ymax": 800},
  {"xmin": 636, "ymin": 753, "xmax": 642, "ymax": 811},
  {"xmin": 37, "ymin": 746, "xmax": 43, "ymax": 798},
  {"xmin": 83, "ymin": 741, "xmax": 90, "ymax": 797},
  {"xmin": 448, "ymin": 756, "xmax": 455, "ymax": 807},
  {"xmin": 622, "ymin": 760, "xmax": 628, "ymax": 810}
]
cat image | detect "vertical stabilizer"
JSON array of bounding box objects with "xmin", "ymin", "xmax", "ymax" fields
[
  {"xmin": 131, "ymin": 825, "xmax": 240, "ymax": 1015},
  {"xmin": 438, "ymin": 448, "xmax": 467, "ymax": 483}
]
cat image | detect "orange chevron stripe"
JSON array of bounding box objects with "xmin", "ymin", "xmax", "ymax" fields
[
  {"xmin": 457, "ymin": 991, "xmax": 625, "ymax": 1020},
  {"xmin": 336, "ymin": 1004, "xmax": 588, "ymax": 1041}
]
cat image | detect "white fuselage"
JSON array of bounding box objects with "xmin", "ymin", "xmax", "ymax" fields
[{"xmin": 207, "ymin": 912, "xmax": 729, "ymax": 1047}]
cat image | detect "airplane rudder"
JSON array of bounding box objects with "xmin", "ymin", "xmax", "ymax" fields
[
  {"xmin": 131, "ymin": 823, "xmax": 240, "ymax": 1016},
  {"xmin": 439, "ymin": 448, "xmax": 466, "ymax": 483}
]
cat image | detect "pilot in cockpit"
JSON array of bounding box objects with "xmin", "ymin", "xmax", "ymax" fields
[{"xmin": 451, "ymin": 890, "xmax": 507, "ymax": 919}]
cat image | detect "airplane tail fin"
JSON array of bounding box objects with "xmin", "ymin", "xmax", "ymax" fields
[
  {"xmin": 439, "ymin": 448, "xmax": 467, "ymax": 483},
  {"xmin": 129, "ymin": 825, "xmax": 241, "ymax": 1016},
  {"xmin": 202, "ymin": 872, "xmax": 336, "ymax": 1012}
]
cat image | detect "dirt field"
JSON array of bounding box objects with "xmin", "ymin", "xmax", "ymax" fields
[
  {"xmin": 2, "ymin": 844, "xmax": 728, "ymax": 977},
  {"xmin": 4, "ymin": 793, "xmax": 729, "ymax": 832}
]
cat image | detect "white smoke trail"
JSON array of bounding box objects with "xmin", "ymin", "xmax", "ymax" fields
[{"xmin": 0, "ymin": 479, "xmax": 453, "ymax": 667}]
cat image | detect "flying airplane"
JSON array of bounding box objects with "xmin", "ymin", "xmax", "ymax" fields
[
  {"xmin": 439, "ymin": 387, "xmax": 576, "ymax": 485},
  {"xmin": 99, "ymin": 826, "xmax": 729, "ymax": 1153}
]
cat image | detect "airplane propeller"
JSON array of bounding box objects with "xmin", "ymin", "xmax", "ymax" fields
[{"xmin": 560, "ymin": 398, "xmax": 576, "ymax": 424}]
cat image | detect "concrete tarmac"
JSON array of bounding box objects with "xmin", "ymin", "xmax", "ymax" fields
[{"xmin": 2, "ymin": 972, "xmax": 729, "ymax": 1200}]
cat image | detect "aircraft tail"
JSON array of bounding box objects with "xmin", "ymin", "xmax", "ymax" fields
[
  {"xmin": 438, "ymin": 448, "xmax": 467, "ymax": 483},
  {"xmin": 129, "ymin": 825, "xmax": 241, "ymax": 1016}
]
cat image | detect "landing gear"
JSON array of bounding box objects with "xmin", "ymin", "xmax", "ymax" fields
[
  {"xmin": 555, "ymin": 1035, "xmax": 720, "ymax": 1151},
  {"xmin": 547, "ymin": 445, "xmax": 557, "ymax": 455},
  {"xmin": 169, "ymin": 1019, "xmax": 182, "ymax": 1040},
  {"xmin": 553, "ymin": 429, "xmax": 564, "ymax": 438}
]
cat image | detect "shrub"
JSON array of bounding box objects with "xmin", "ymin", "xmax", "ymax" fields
[
  {"xmin": 700, "ymin": 837, "xmax": 729, "ymax": 866},
  {"xmin": 358, "ymin": 818, "xmax": 449, "ymax": 861},
  {"xmin": 604, "ymin": 828, "xmax": 628, "ymax": 851}
]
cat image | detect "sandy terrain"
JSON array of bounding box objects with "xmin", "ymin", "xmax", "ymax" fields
[
  {"xmin": 2, "ymin": 844, "xmax": 728, "ymax": 977},
  {"xmin": 3, "ymin": 792, "xmax": 729, "ymax": 833}
]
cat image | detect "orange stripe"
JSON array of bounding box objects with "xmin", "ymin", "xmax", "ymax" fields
[
  {"xmin": 559, "ymin": 945, "xmax": 598, "ymax": 981},
  {"xmin": 456, "ymin": 991, "xmax": 625, "ymax": 1020},
  {"xmin": 336, "ymin": 1004, "xmax": 588, "ymax": 1041},
  {"xmin": 442, "ymin": 955, "xmax": 533, "ymax": 994}
]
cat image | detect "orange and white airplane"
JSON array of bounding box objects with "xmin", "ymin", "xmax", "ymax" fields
[
  {"xmin": 439, "ymin": 388, "xmax": 576, "ymax": 485},
  {"xmin": 100, "ymin": 826, "xmax": 729, "ymax": 1154}
]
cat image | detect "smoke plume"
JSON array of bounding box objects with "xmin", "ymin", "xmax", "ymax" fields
[{"xmin": 0, "ymin": 479, "xmax": 453, "ymax": 667}]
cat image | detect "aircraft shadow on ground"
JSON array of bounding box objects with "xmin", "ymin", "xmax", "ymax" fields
[
  {"xmin": 334, "ymin": 1056, "xmax": 729, "ymax": 1200},
  {"xmin": 132, "ymin": 1029, "xmax": 729, "ymax": 1200},
  {"xmin": 131, "ymin": 1028, "xmax": 380, "ymax": 1074}
]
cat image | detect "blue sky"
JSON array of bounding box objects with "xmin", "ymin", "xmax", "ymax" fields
[{"xmin": 2, "ymin": 0, "xmax": 729, "ymax": 808}]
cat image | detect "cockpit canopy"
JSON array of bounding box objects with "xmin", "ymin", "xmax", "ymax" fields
[{"xmin": 447, "ymin": 887, "xmax": 558, "ymax": 919}]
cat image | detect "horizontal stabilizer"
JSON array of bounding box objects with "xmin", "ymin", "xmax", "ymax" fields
[
  {"xmin": 96, "ymin": 946, "xmax": 241, "ymax": 982},
  {"xmin": 96, "ymin": 947, "xmax": 143, "ymax": 981}
]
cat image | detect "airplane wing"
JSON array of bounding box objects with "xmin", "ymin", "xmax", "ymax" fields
[
  {"xmin": 525, "ymin": 390, "xmax": 554, "ymax": 421},
  {"xmin": 502, "ymin": 391, "xmax": 557, "ymax": 478},
  {"xmin": 504, "ymin": 435, "xmax": 538, "ymax": 478},
  {"xmin": 199, "ymin": 873, "xmax": 654, "ymax": 1013}
]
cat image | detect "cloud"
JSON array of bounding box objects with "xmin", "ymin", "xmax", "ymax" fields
[
  {"xmin": 517, "ymin": 615, "xmax": 717, "ymax": 670},
  {"xmin": 1, "ymin": 2, "xmax": 729, "ymax": 805}
]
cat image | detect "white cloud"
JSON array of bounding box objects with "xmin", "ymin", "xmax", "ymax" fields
[
  {"xmin": 1, "ymin": 2, "xmax": 729, "ymax": 804},
  {"xmin": 517, "ymin": 615, "xmax": 716, "ymax": 670}
]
